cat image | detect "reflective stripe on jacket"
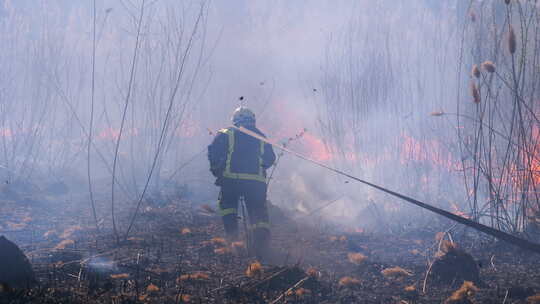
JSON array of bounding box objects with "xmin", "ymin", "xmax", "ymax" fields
[{"xmin": 208, "ymin": 126, "xmax": 275, "ymax": 183}]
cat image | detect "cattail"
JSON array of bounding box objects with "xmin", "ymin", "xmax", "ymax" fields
[
  {"xmin": 481, "ymin": 61, "xmax": 496, "ymax": 73},
  {"xmin": 469, "ymin": 11, "xmax": 476, "ymax": 23},
  {"xmin": 508, "ymin": 25, "xmax": 516, "ymax": 54},
  {"xmin": 470, "ymin": 81, "xmax": 481, "ymax": 104},
  {"xmin": 472, "ymin": 64, "xmax": 480, "ymax": 78}
]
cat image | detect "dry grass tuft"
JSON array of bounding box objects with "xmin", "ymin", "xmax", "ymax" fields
[
  {"xmin": 347, "ymin": 252, "xmax": 367, "ymax": 265},
  {"xmin": 180, "ymin": 294, "xmax": 192, "ymax": 302},
  {"xmin": 527, "ymin": 294, "xmax": 540, "ymax": 303},
  {"xmin": 381, "ymin": 266, "xmax": 412, "ymax": 279},
  {"xmin": 177, "ymin": 272, "xmax": 210, "ymax": 283},
  {"xmin": 231, "ymin": 241, "xmax": 245, "ymax": 249},
  {"xmin": 306, "ymin": 267, "xmax": 319, "ymax": 278},
  {"xmin": 481, "ymin": 61, "xmax": 496, "ymax": 73},
  {"xmin": 444, "ymin": 281, "xmax": 478, "ymax": 304},
  {"xmin": 441, "ymin": 240, "xmax": 458, "ymax": 253},
  {"xmin": 146, "ymin": 283, "xmax": 160, "ymax": 293},
  {"xmin": 214, "ymin": 247, "xmax": 232, "ymax": 255},
  {"xmin": 110, "ymin": 273, "xmax": 130, "ymax": 279},
  {"xmin": 404, "ymin": 284, "xmax": 416, "ymax": 292},
  {"xmin": 60, "ymin": 225, "xmax": 82, "ymax": 239},
  {"xmin": 210, "ymin": 237, "xmax": 227, "ymax": 246},
  {"xmin": 508, "ymin": 25, "xmax": 516, "ymax": 54},
  {"xmin": 246, "ymin": 261, "xmax": 263, "ymax": 278},
  {"xmin": 54, "ymin": 239, "xmax": 74, "ymax": 250},
  {"xmin": 338, "ymin": 276, "xmax": 361, "ymax": 287},
  {"xmin": 287, "ymin": 287, "xmax": 311, "ymax": 298},
  {"xmin": 470, "ymin": 81, "xmax": 481, "ymax": 104},
  {"xmin": 43, "ymin": 230, "xmax": 57, "ymax": 239}
]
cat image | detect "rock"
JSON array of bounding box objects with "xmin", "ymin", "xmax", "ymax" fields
[{"xmin": 0, "ymin": 236, "xmax": 36, "ymax": 288}]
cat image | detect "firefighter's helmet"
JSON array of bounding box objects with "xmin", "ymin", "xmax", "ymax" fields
[{"xmin": 232, "ymin": 106, "xmax": 256, "ymax": 126}]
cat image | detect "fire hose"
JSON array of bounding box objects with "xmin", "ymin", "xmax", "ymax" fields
[{"xmin": 233, "ymin": 126, "xmax": 540, "ymax": 255}]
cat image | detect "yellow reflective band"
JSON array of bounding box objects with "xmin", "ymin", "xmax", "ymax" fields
[
  {"xmin": 219, "ymin": 208, "xmax": 237, "ymax": 216},
  {"xmin": 221, "ymin": 128, "xmax": 267, "ymax": 183}
]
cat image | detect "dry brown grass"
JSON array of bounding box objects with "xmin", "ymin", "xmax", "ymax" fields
[
  {"xmin": 54, "ymin": 239, "xmax": 74, "ymax": 250},
  {"xmin": 404, "ymin": 284, "xmax": 416, "ymax": 292},
  {"xmin": 245, "ymin": 262, "xmax": 263, "ymax": 278},
  {"xmin": 110, "ymin": 273, "xmax": 130, "ymax": 279},
  {"xmin": 527, "ymin": 294, "xmax": 540, "ymax": 303},
  {"xmin": 381, "ymin": 266, "xmax": 412, "ymax": 279},
  {"xmin": 210, "ymin": 237, "xmax": 227, "ymax": 246},
  {"xmin": 338, "ymin": 276, "xmax": 361, "ymax": 287},
  {"xmin": 444, "ymin": 281, "xmax": 478, "ymax": 304},
  {"xmin": 214, "ymin": 247, "xmax": 232, "ymax": 255},
  {"xmin": 177, "ymin": 272, "xmax": 210, "ymax": 283},
  {"xmin": 347, "ymin": 252, "xmax": 367, "ymax": 265},
  {"xmin": 287, "ymin": 287, "xmax": 311, "ymax": 298},
  {"xmin": 146, "ymin": 283, "xmax": 160, "ymax": 293},
  {"xmin": 306, "ymin": 267, "xmax": 319, "ymax": 278}
]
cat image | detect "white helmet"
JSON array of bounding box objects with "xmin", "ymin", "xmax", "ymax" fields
[{"xmin": 232, "ymin": 106, "xmax": 256, "ymax": 126}]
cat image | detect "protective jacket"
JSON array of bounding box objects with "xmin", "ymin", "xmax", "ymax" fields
[{"xmin": 208, "ymin": 125, "xmax": 276, "ymax": 184}]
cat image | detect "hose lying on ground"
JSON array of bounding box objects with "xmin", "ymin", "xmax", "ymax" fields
[{"xmin": 234, "ymin": 126, "xmax": 540, "ymax": 255}]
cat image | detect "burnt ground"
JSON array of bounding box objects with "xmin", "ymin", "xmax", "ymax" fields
[{"xmin": 1, "ymin": 195, "xmax": 540, "ymax": 304}]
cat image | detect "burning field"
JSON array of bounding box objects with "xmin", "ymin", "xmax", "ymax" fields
[
  {"xmin": 3, "ymin": 0, "xmax": 540, "ymax": 303},
  {"xmin": 2, "ymin": 189, "xmax": 540, "ymax": 304}
]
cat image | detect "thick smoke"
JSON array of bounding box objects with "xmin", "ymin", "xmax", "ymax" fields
[{"xmin": 1, "ymin": 0, "xmax": 479, "ymax": 232}]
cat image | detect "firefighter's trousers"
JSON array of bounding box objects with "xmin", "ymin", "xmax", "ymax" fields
[{"xmin": 218, "ymin": 178, "xmax": 270, "ymax": 255}]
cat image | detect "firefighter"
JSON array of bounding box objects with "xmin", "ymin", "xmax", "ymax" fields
[{"xmin": 208, "ymin": 106, "xmax": 276, "ymax": 258}]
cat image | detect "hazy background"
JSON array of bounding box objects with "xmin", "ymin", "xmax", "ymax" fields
[{"xmin": 0, "ymin": 0, "xmax": 491, "ymax": 232}]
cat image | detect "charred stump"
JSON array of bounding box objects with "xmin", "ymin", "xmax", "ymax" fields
[
  {"xmin": 0, "ymin": 236, "xmax": 36, "ymax": 288},
  {"xmin": 428, "ymin": 242, "xmax": 480, "ymax": 286}
]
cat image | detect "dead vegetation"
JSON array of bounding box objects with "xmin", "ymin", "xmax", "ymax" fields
[{"xmin": 1, "ymin": 197, "xmax": 539, "ymax": 303}]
